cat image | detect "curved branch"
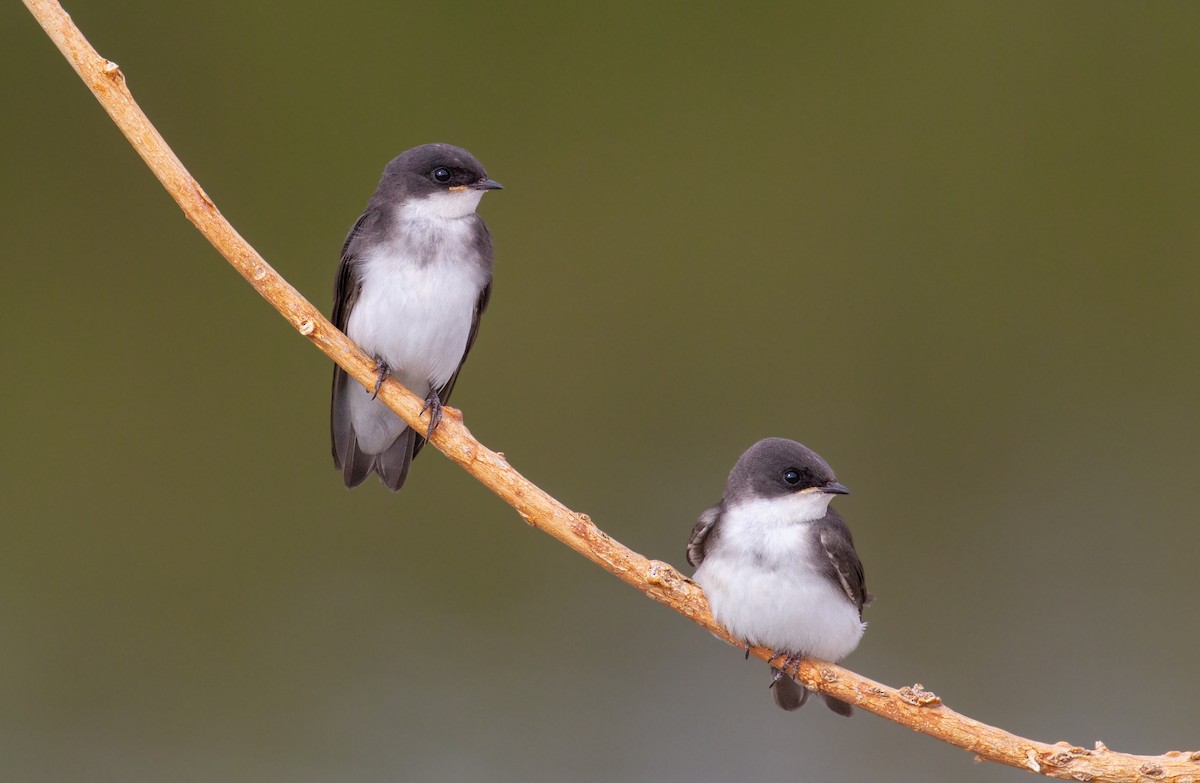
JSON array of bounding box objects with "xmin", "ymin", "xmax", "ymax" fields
[{"xmin": 22, "ymin": 2, "xmax": 1200, "ymax": 781}]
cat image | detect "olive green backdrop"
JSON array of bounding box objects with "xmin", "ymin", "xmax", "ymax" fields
[{"xmin": 4, "ymin": 2, "xmax": 1199, "ymax": 781}]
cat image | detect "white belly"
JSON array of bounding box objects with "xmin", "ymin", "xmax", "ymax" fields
[
  {"xmin": 342, "ymin": 243, "xmax": 486, "ymax": 455},
  {"xmin": 346, "ymin": 247, "xmax": 485, "ymax": 392},
  {"xmin": 694, "ymin": 547, "xmax": 864, "ymax": 662}
]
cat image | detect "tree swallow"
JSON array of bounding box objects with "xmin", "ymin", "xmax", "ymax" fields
[
  {"xmin": 687, "ymin": 438, "xmax": 870, "ymax": 714},
  {"xmin": 330, "ymin": 143, "xmax": 501, "ymax": 490}
]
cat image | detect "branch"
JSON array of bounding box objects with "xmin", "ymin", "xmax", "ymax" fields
[{"xmin": 23, "ymin": 2, "xmax": 1200, "ymax": 781}]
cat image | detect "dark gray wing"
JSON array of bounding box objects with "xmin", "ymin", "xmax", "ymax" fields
[
  {"xmin": 814, "ymin": 507, "xmax": 869, "ymax": 617},
  {"xmin": 330, "ymin": 209, "xmax": 374, "ymax": 468},
  {"xmin": 686, "ymin": 504, "xmax": 722, "ymax": 567},
  {"xmin": 331, "ymin": 207, "xmax": 382, "ymax": 332}
]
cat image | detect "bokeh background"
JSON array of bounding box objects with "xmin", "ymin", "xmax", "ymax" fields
[{"xmin": 4, "ymin": 2, "xmax": 1199, "ymax": 781}]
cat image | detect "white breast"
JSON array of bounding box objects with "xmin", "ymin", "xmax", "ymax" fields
[
  {"xmin": 692, "ymin": 496, "xmax": 865, "ymax": 662},
  {"xmin": 345, "ymin": 216, "xmax": 487, "ymax": 394}
]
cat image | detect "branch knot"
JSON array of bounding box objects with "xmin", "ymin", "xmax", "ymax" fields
[{"xmin": 896, "ymin": 683, "xmax": 942, "ymax": 707}]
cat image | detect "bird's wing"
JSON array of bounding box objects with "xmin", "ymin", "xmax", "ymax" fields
[
  {"xmin": 332, "ymin": 207, "xmax": 382, "ymax": 332},
  {"xmin": 815, "ymin": 508, "xmax": 870, "ymax": 616},
  {"xmin": 687, "ymin": 504, "xmax": 722, "ymax": 567},
  {"xmin": 329, "ymin": 209, "xmax": 373, "ymax": 466}
]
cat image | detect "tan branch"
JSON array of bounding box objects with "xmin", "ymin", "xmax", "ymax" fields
[{"xmin": 22, "ymin": 2, "xmax": 1200, "ymax": 781}]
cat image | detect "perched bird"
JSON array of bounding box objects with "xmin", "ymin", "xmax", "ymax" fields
[
  {"xmin": 330, "ymin": 143, "xmax": 502, "ymax": 490},
  {"xmin": 687, "ymin": 438, "xmax": 869, "ymax": 714}
]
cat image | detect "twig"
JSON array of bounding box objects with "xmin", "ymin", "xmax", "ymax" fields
[{"xmin": 22, "ymin": 2, "xmax": 1200, "ymax": 781}]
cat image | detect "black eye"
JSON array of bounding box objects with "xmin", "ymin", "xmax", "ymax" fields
[
  {"xmin": 432, "ymin": 167, "xmax": 452, "ymax": 184},
  {"xmin": 783, "ymin": 468, "xmax": 802, "ymax": 485}
]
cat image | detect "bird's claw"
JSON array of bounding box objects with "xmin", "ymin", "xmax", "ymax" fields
[
  {"xmin": 770, "ymin": 651, "xmax": 804, "ymax": 680},
  {"xmin": 370, "ymin": 360, "xmax": 391, "ymax": 400},
  {"xmin": 421, "ymin": 391, "xmax": 444, "ymax": 438}
]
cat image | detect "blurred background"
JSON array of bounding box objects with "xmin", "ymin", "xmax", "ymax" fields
[{"xmin": 4, "ymin": 2, "xmax": 1199, "ymax": 781}]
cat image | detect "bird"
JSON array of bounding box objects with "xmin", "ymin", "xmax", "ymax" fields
[
  {"xmin": 687, "ymin": 438, "xmax": 870, "ymax": 714},
  {"xmin": 330, "ymin": 143, "xmax": 501, "ymax": 490}
]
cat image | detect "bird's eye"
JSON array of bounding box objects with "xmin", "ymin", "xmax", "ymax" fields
[
  {"xmin": 783, "ymin": 468, "xmax": 802, "ymax": 485},
  {"xmin": 432, "ymin": 167, "xmax": 452, "ymax": 184}
]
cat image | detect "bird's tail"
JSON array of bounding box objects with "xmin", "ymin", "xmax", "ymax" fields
[
  {"xmin": 372, "ymin": 427, "xmax": 414, "ymax": 491},
  {"xmin": 770, "ymin": 668, "xmax": 854, "ymax": 716},
  {"xmin": 822, "ymin": 694, "xmax": 854, "ymax": 717},
  {"xmin": 770, "ymin": 668, "xmax": 808, "ymax": 711},
  {"xmin": 337, "ymin": 425, "xmax": 415, "ymax": 491},
  {"xmin": 331, "ymin": 367, "xmax": 417, "ymax": 491}
]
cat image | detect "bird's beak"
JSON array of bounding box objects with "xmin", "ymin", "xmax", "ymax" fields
[
  {"xmin": 470, "ymin": 178, "xmax": 504, "ymax": 191},
  {"xmin": 824, "ymin": 482, "xmax": 851, "ymax": 496}
]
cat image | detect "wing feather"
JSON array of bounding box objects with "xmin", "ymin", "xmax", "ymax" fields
[
  {"xmin": 686, "ymin": 504, "xmax": 722, "ymax": 567},
  {"xmin": 815, "ymin": 508, "xmax": 869, "ymax": 617},
  {"xmin": 330, "ymin": 210, "xmax": 374, "ymax": 467}
]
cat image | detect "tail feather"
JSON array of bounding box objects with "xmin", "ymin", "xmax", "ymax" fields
[
  {"xmin": 336, "ymin": 427, "xmax": 414, "ymax": 491},
  {"xmin": 769, "ymin": 668, "xmax": 854, "ymax": 716},
  {"xmin": 341, "ymin": 432, "xmax": 374, "ymax": 488},
  {"xmin": 822, "ymin": 694, "xmax": 855, "ymax": 717},
  {"xmin": 770, "ymin": 668, "xmax": 809, "ymax": 711},
  {"xmin": 332, "ymin": 367, "xmax": 418, "ymax": 491},
  {"xmin": 374, "ymin": 428, "xmax": 415, "ymax": 491}
]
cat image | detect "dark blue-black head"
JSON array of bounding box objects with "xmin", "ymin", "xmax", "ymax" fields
[
  {"xmin": 725, "ymin": 437, "xmax": 850, "ymax": 503},
  {"xmin": 376, "ymin": 143, "xmax": 503, "ymax": 203}
]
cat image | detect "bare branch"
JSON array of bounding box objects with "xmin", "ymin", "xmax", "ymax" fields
[{"xmin": 22, "ymin": 2, "xmax": 1200, "ymax": 781}]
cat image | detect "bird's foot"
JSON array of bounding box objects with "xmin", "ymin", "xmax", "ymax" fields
[
  {"xmin": 370, "ymin": 360, "xmax": 391, "ymax": 400},
  {"xmin": 768, "ymin": 666, "xmax": 795, "ymax": 697},
  {"xmin": 421, "ymin": 390, "xmax": 444, "ymax": 438},
  {"xmin": 770, "ymin": 651, "xmax": 804, "ymax": 680}
]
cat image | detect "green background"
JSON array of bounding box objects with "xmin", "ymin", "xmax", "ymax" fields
[{"xmin": 4, "ymin": 2, "xmax": 1199, "ymax": 781}]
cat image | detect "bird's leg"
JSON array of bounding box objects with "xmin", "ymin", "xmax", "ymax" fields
[
  {"xmin": 370, "ymin": 359, "xmax": 391, "ymax": 400},
  {"xmin": 769, "ymin": 651, "xmax": 804, "ymax": 681},
  {"xmin": 421, "ymin": 389, "xmax": 444, "ymax": 438}
]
